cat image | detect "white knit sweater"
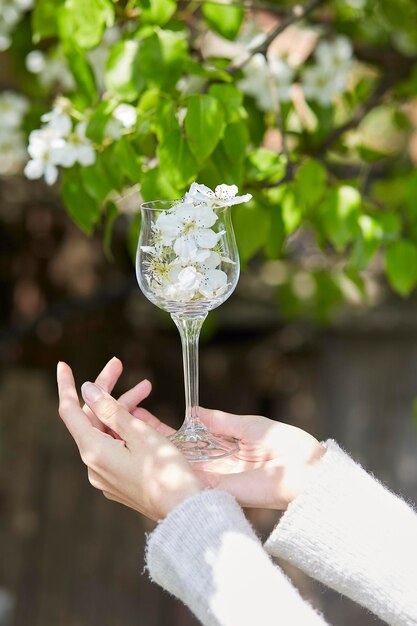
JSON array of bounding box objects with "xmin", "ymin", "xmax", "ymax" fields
[{"xmin": 146, "ymin": 440, "xmax": 417, "ymax": 626}]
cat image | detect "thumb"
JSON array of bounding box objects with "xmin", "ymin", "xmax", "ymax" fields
[{"xmin": 81, "ymin": 382, "xmax": 136, "ymax": 440}]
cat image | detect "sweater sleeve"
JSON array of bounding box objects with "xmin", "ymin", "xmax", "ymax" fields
[
  {"xmin": 145, "ymin": 489, "xmax": 328, "ymax": 626},
  {"xmin": 264, "ymin": 439, "xmax": 417, "ymax": 626}
]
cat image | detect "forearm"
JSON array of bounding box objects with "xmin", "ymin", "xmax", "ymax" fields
[
  {"xmin": 265, "ymin": 440, "xmax": 417, "ymax": 626},
  {"xmin": 146, "ymin": 490, "xmax": 328, "ymax": 626}
]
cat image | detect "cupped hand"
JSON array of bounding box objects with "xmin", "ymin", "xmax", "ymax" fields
[
  {"xmin": 137, "ymin": 408, "xmax": 326, "ymax": 511},
  {"xmin": 196, "ymin": 410, "xmax": 326, "ymax": 510},
  {"xmin": 57, "ymin": 361, "xmax": 202, "ymax": 521}
]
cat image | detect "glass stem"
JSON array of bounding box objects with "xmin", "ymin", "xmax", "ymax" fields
[{"xmin": 171, "ymin": 313, "xmax": 207, "ymax": 431}]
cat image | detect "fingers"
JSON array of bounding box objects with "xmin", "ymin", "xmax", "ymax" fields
[
  {"xmin": 131, "ymin": 407, "xmax": 175, "ymax": 437},
  {"xmin": 81, "ymin": 382, "xmax": 140, "ymax": 441},
  {"xmin": 82, "ymin": 357, "xmax": 123, "ymax": 431},
  {"xmin": 198, "ymin": 407, "xmax": 245, "ymax": 439},
  {"xmin": 118, "ymin": 379, "xmax": 152, "ymax": 412},
  {"xmin": 57, "ymin": 362, "xmax": 96, "ymax": 447},
  {"xmin": 94, "ymin": 357, "xmax": 123, "ymax": 393}
]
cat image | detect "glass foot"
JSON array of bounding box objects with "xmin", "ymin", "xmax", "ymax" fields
[{"xmin": 169, "ymin": 425, "xmax": 238, "ymax": 462}]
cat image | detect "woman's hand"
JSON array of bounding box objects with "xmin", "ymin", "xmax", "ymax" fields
[
  {"xmin": 57, "ymin": 361, "xmax": 202, "ymax": 521},
  {"xmin": 137, "ymin": 408, "xmax": 326, "ymax": 511},
  {"xmin": 196, "ymin": 410, "xmax": 326, "ymax": 510}
]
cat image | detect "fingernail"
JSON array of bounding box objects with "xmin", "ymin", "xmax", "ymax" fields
[{"xmin": 81, "ymin": 382, "xmax": 103, "ymax": 403}]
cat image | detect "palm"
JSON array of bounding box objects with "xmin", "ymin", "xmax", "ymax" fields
[{"xmin": 191, "ymin": 413, "xmax": 322, "ymax": 509}]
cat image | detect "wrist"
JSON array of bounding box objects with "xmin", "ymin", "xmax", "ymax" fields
[
  {"xmin": 159, "ymin": 475, "xmax": 203, "ymax": 520},
  {"xmin": 283, "ymin": 443, "xmax": 327, "ymax": 508}
]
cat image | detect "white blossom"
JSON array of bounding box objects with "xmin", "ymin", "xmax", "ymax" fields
[
  {"xmin": 162, "ymin": 266, "xmax": 203, "ymax": 301},
  {"xmin": 24, "ymin": 101, "xmax": 96, "ymax": 185},
  {"xmin": 41, "ymin": 107, "xmax": 72, "ymax": 137},
  {"xmin": 105, "ymin": 103, "xmax": 137, "ymax": 139},
  {"xmin": 0, "ymin": 0, "xmax": 34, "ymax": 51},
  {"xmin": 185, "ymin": 182, "xmax": 252, "ymax": 208},
  {"xmin": 54, "ymin": 121, "xmax": 96, "ymax": 168},
  {"xmin": 26, "ymin": 49, "xmax": 75, "ymax": 91},
  {"xmin": 155, "ymin": 202, "xmax": 219, "ymax": 263},
  {"xmin": 302, "ymin": 36, "xmax": 353, "ymax": 106},
  {"xmin": 24, "ymin": 127, "xmax": 66, "ymax": 185},
  {"xmin": 113, "ymin": 104, "xmax": 137, "ymax": 128},
  {"xmin": 238, "ymin": 53, "xmax": 294, "ymax": 111},
  {"xmin": 314, "ymin": 36, "xmax": 353, "ymax": 72}
]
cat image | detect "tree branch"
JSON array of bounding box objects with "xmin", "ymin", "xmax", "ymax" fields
[
  {"xmin": 229, "ymin": 0, "xmax": 327, "ymax": 73},
  {"xmin": 313, "ymin": 56, "xmax": 417, "ymax": 156}
]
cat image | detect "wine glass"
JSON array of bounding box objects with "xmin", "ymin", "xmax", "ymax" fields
[{"xmin": 136, "ymin": 191, "xmax": 242, "ymax": 461}]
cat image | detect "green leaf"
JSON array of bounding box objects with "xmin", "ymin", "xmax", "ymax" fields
[
  {"xmin": 113, "ymin": 137, "xmax": 141, "ymax": 182},
  {"xmin": 105, "ymin": 40, "xmax": 145, "ymax": 101},
  {"xmin": 183, "ymin": 60, "xmax": 232, "ymax": 84},
  {"xmin": 86, "ymin": 100, "xmax": 116, "ymax": 142},
  {"xmin": 103, "ymin": 202, "xmax": 118, "ymax": 259},
  {"xmin": 386, "ymin": 240, "xmax": 417, "ymax": 296},
  {"xmin": 185, "ymin": 94, "xmax": 225, "ymax": 161},
  {"xmin": 295, "ymin": 160, "xmax": 327, "ymax": 209},
  {"xmin": 208, "ymin": 84, "xmax": 244, "ymax": 122},
  {"xmin": 321, "ymin": 186, "xmax": 361, "ymax": 252},
  {"xmin": 202, "ymin": 2, "xmax": 244, "ymax": 40},
  {"xmin": 58, "ymin": 0, "xmax": 114, "ymax": 49},
  {"xmin": 32, "ymin": 0, "xmax": 64, "ymax": 42},
  {"xmin": 222, "ymin": 121, "xmax": 249, "ymax": 161},
  {"xmin": 199, "ymin": 141, "xmax": 244, "ymax": 189},
  {"xmin": 141, "ymin": 166, "xmax": 180, "ymax": 201},
  {"xmin": 140, "ymin": 0, "xmax": 176, "ymax": 25},
  {"xmin": 281, "ymin": 185, "xmax": 301, "ymax": 235},
  {"xmin": 157, "ymin": 128, "xmax": 198, "ymax": 188},
  {"xmin": 247, "ymin": 148, "xmax": 286, "ymax": 183},
  {"xmin": 79, "ymin": 157, "xmax": 114, "ymax": 204},
  {"xmin": 66, "ymin": 46, "xmax": 96, "ymax": 103},
  {"xmin": 99, "ymin": 145, "xmax": 125, "ymax": 192},
  {"xmin": 351, "ymin": 214, "xmax": 382, "ymax": 271},
  {"xmin": 233, "ymin": 203, "xmax": 270, "ymax": 263},
  {"xmin": 265, "ymin": 206, "xmax": 285, "ymax": 259},
  {"xmin": 138, "ymin": 30, "xmax": 188, "ymax": 90},
  {"xmin": 61, "ymin": 172, "xmax": 101, "ymax": 234}
]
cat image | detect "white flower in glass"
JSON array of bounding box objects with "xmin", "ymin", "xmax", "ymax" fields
[
  {"xmin": 24, "ymin": 127, "xmax": 66, "ymax": 185},
  {"xmin": 162, "ymin": 266, "xmax": 203, "ymax": 301},
  {"xmin": 155, "ymin": 202, "xmax": 220, "ymax": 263},
  {"xmin": 136, "ymin": 182, "xmax": 251, "ymax": 460}
]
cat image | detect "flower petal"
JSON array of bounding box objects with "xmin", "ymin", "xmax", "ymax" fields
[
  {"xmin": 174, "ymin": 235, "xmax": 199, "ymax": 262},
  {"xmin": 194, "ymin": 228, "xmax": 218, "ymax": 249},
  {"xmin": 24, "ymin": 159, "xmax": 43, "ymax": 180},
  {"xmin": 199, "ymin": 269, "xmax": 228, "ymax": 297},
  {"xmin": 44, "ymin": 163, "xmax": 58, "ymax": 185}
]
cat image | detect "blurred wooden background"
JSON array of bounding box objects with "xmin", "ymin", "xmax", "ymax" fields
[{"xmin": 1, "ymin": 180, "xmax": 417, "ymax": 626}]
